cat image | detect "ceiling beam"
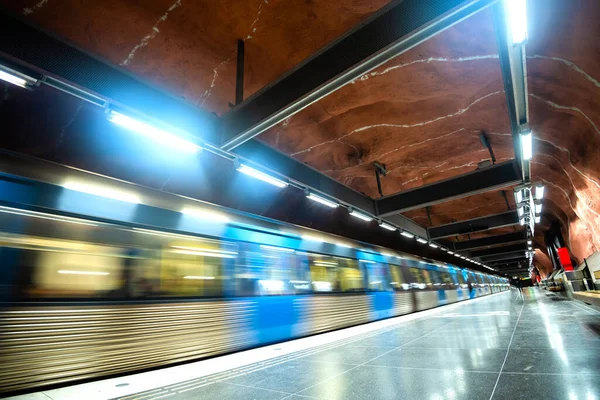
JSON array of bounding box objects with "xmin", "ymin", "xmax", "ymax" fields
[
  {"xmin": 470, "ymin": 243, "xmax": 528, "ymax": 258},
  {"xmin": 220, "ymin": 0, "xmax": 500, "ymax": 150},
  {"xmin": 492, "ymin": 2, "xmax": 530, "ymax": 182},
  {"xmin": 0, "ymin": 10, "xmax": 428, "ymax": 238},
  {"xmin": 453, "ymin": 231, "xmax": 526, "ymax": 251},
  {"xmin": 428, "ymin": 211, "xmax": 520, "ymax": 239},
  {"xmin": 376, "ymin": 160, "xmax": 521, "ymax": 216},
  {"xmin": 480, "ymin": 251, "xmax": 527, "ymax": 263}
]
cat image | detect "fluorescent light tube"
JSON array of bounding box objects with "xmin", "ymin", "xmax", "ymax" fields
[
  {"xmin": 237, "ymin": 164, "xmax": 288, "ymax": 188},
  {"xmin": 379, "ymin": 222, "xmax": 397, "ymax": 231},
  {"xmin": 416, "ymin": 238, "xmax": 428, "ymax": 244},
  {"xmin": 535, "ymin": 185, "xmax": 545, "ymax": 200},
  {"xmin": 350, "ymin": 210, "xmax": 372, "ymax": 222},
  {"xmin": 58, "ymin": 270, "xmax": 109, "ymax": 276},
  {"xmin": 505, "ymin": 0, "xmax": 528, "ymax": 45},
  {"xmin": 259, "ymin": 245, "xmax": 295, "ymax": 253},
  {"xmin": 182, "ymin": 208, "xmax": 229, "ymax": 223},
  {"xmin": 0, "ymin": 69, "xmax": 32, "ymax": 88},
  {"xmin": 429, "ymin": 243, "xmax": 438, "ymax": 249},
  {"xmin": 306, "ymin": 193, "xmax": 338, "ymax": 208},
  {"xmin": 63, "ymin": 181, "xmax": 141, "ymax": 204},
  {"xmin": 108, "ymin": 111, "xmax": 202, "ymax": 154},
  {"xmin": 401, "ymin": 231, "xmax": 415, "ymax": 239},
  {"xmin": 520, "ymin": 130, "xmax": 532, "ymax": 160},
  {"xmin": 535, "ymin": 203, "xmax": 542, "ymax": 213}
]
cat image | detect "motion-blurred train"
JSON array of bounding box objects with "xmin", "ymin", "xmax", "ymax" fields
[{"xmin": 0, "ymin": 151, "xmax": 509, "ymax": 394}]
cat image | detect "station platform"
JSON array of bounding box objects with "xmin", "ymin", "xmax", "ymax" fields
[{"xmin": 11, "ymin": 289, "xmax": 600, "ymax": 400}]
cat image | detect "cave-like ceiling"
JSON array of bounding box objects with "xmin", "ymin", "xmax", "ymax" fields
[{"xmin": 1, "ymin": 0, "xmax": 599, "ymax": 278}]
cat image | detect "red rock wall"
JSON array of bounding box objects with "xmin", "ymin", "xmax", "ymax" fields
[{"xmin": 1, "ymin": 0, "xmax": 600, "ymax": 270}]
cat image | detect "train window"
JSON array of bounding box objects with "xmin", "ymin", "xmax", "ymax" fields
[
  {"xmin": 389, "ymin": 265, "xmax": 408, "ymax": 290},
  {"xmin": 441, "ymin": 271, "xmax": 453, "ymax": 286},
  {"xmin": 159, "ymin": 238, "xmax": 236, "ymax": 297},
  {"xmin": 429, "ymin": 270, "xmax": 442, "ymax": 287},
  {"xmin": 409, "ymin": 267, "xmax": 428, "ymax": 289},
  {"xmin": 235, "ymin": 243, "xmax": 302, "ymax": 296},
  {"xmin": 306, "ymin": 254, "xmax": 364, "ymax": 293},
  {"xmin": 456, "ymin": 272, "xmax": 465, "ymax": 284},
  {"xmin": 1, "ymin": 233, "xmax": 127, "ymax": 298},
  {"xmin": 361, "ymin": 261, "xmax": 391, "ymax": 291}
]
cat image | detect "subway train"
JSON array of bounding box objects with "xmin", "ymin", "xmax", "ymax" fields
[{"xmin": 0, "ymin": 151, "xmax": 509, "ymax": 394}]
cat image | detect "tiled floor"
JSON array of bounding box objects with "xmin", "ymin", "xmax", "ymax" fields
[
  {"xmin": 112, "ymin": 288, "xmax": 600, "ymax": 400},
  {"xmin": 19, "ymin": 289, "xmax": 600, "ymax": 400}
]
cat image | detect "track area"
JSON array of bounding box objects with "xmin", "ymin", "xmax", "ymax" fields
[{"xmin": 10, "ymin": 288, "xmax": 600, "ymax": 400}]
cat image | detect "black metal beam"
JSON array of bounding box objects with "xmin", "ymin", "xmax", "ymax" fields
[
  {"xmin": 453, "ymin": 231, "xmax": 526, "ymax": 251},
  {"xmin": 220, "ymin": 0, "xmax": 500, "ymax": 150},
  {"xmin": 376, "ymin": 160, "xmax": 521, "ymax": 216},
  {"xmin": 492, "ymin": 2, "xmax": 529, "ymax": 181},
  {"xmin": 480, "ymin": 251, "xmax": 527, "ymax": 263},
  {"xmin": 428, "ymin": 211, "xmax": 520, "ymax": 239},
  {"xmin": 470, "ymin": 243, "xmax": 528, "ymax": 258}
]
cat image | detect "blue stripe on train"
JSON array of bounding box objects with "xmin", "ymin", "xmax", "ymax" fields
[
  {"xmin": 254, "ymin": 295, "xmax": 296, "ymax": 344},
  {"xmin": 437, "ymin": 289, "xmax": 447, "ymax": 305},
  {"xmin": 371, "ymin": 292, "xmax": 394, "ymax": 320}
]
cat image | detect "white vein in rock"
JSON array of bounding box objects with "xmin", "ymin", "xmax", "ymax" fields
[
  {"xmin": 23, "ymin": 0, "xmax": 48, "ymax": 15},
  {"xmin": 121, "ymin": 0, "xmax": 183, "ymax": 66},
  {"xmin": 528, "ymin": 55, "xmax": 600, "ymax": 89},
  {"xmin": 291, "ymin": 91, "xmax": 503, "ymax": 156},
  {"xmin": 352, "ymin": 55, "xmax": 499, "ymax": 83},
  {"xmin": 530, "ymin": 93, "xmax": 600, "ymax": 137}
]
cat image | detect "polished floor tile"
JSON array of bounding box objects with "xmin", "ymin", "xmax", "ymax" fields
[
  {"xmin": 173, "ymin": 381, "xmax": 290, "ymax": 400},
  {"xmin": 502, "ymin": 347, "xmax": 600, "ymax": 375},
  {"xmin": 297, "ymin": 344, "xmax": 394, "ymax": 365},
  {"xmin": 296, "ymin": 365, "xmax": 498, "ymax": 400},
  {"xmin": 492, "ymin": 373, "xmax": 600, "ymax": 400},
  {"xmin": 366, "ymin": 346, "xmax": 507, "ymax": 372},
  {"xmin": 225, "ymin": 360, "xmax": 355, "ymax": 393},
  {"xmin": 403, "ymin": 334, "xmax": 512, "ymax": 349}
]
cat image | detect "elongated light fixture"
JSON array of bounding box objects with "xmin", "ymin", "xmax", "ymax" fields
[
  {"xmin": 400, "ymin": 231, "xmax": 415, "ymax": 239},
  {"xmin": 63, "ymin": 181, "xmax": 141, "ymax": 204},
  {"xmin": 429, "ymin": 243, "xmax": 438, "ymax": 249},
  {"xmin": 516, "ymin": 189, "xmax": 523, "ymax": 204},
  {"xmin": 520, "ymin": 129, "xmax": 532, "ymax": 160},
  {"xmin": 0, "ymin": 65, "xmax": 38, "ymax": 88},
  {"xmin": 379, "ymin": 222, "xmax": 396, "ymax": 231},
  {"xmin": 349, "ymin": 209, "xmax": 372, "ymax": 222},
  {"xmin": 306, "ymin": 192, "xmax": 338, "ymax": 208},
  {"xmin": 259, "ymin": 245, "xmax": 294, "ymax": 253},
  {"xmin": 108, "ymin": 111, "xmax": 202, "ymax": 154},
  {"xmin": 534, "ymin": 215, "xmax": 541, "ymax": 223},
  {"xmin": 535, "ymin": 185, "xmax": 545, "ymax": 200},
  {"xmin": 505, "ymin": 0, "xmax": 528, "ymax": 45},
  {"xmin": 237, "ymin": 163, "xmax": 288, "ymax": 188},
  {"xmin": 447, "ymin": 251, "xmax": 455, "ymax": 255},
  {"xmin": 517, "ymin": 206, "xmax": 524, "ymax": 217},
  {"xmin": 534, "ymin": 202, "xmax": 542, "ymax": 214},
  {"xmin": 182, "ymin": 208, "xmax": 229, "ymax": 223},
  {"xmin": 527, "ymin": 240, "xmax": 532, "ymax": 245},
  {"xmin": 58, "ymin": 270, "xmax": 109, "ymax": 276},
  {"xmin": 416, "ymin": 237, "xmax": 428, "ymax": 244}
]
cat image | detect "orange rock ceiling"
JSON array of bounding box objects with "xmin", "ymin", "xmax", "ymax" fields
[{"xmin": 1, "ymin": 0, "xmax": 600, "ymax": 278}]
